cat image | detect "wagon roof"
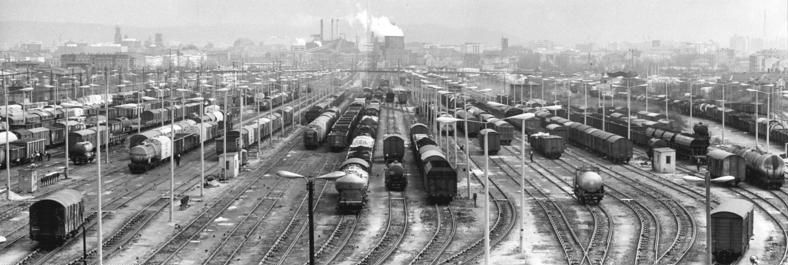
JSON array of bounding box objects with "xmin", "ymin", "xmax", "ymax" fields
[
  {"xmin": 711, "ymin": 199, "xmax": 752, "ymax": 217},
  {"xmin": 706, "ymin": 149, "xmax": 737, "ymax": 160},
  {"xmin": 34, "ymin": 189, "xmax": 82, "ymax": 208},
  {"xmin": 383, "ymin": 134, "xmax": 406, "ymax": 141}
]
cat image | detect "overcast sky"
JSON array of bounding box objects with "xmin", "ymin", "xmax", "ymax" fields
[{"xmin": 0, "ymin": 0, "xmax": 785, "ymax": 45}]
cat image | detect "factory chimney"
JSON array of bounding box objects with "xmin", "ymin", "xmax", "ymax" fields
[
  {"xmin": 330, "ymin": 19, "xmax": 334, "ymax": 40},
  {"xmin": 320, "ymin": 19, "xmax": 324, "ymax": 41}
]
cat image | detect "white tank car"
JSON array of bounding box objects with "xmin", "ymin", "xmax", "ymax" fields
[{"xmin": 573, "ymin": 166, "xmax": 604, "ymax": 205}]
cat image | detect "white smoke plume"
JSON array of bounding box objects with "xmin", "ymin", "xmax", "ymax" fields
[{"xmin": 351, "ymin": 9, "xmax": 404, "ymax": 37}]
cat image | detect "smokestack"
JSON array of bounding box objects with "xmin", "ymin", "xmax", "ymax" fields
[
  {"xmin": 320, "ymin": 19, "xmax": 324, "ymax": 41},
  {"xmin": 330, "ymin": 19, "xmax": 334, "ymax": 40},
  {"xmin": 337, "ymin": 21, "xmax": 341, "ymax": 39}
]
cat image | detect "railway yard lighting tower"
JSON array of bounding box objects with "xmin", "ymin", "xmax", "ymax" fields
[
  {"xmin": 683, "ymin": 174, "xmax": 735, "ymax": 265},
  {"xmin": 507, "ymin": 112, "xmax": 536, "ymax": 255},
  {"xmin": 276, "ymin": 170, "xmax": 346, "ymax": 265}
]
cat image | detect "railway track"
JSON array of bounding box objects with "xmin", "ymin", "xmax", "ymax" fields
[
  {"xmin": 5, "ymin": 103, "xmax": 308, "ymax": 264},
  {"xmin": 500, "ymin": 146, "xmax": 614, "ymax": 265},
  {"xmin": 547, "ymin": 154, "xmax": 659, "ymax": 265},
  {"xmin": 203, "ymin": 159, "xmax": 338, "ymax": 265},
  {"xmin": 138, "ymin": 144, "xmax": 304, "ymax": 265},
  {"xmin": 356, "ymin": 192, "xmax": 409, "ymax": 265},
  {"xmin": 727, "ymin": 186, "xmax": 788, "ymax": 265},
  {"xmin": 488, "ymin": 150, "xmax": 586, "ymax": 265},
  {"xmin": 138, "ymin": 95, "xmax": 335, "ymax": 265},
  {"xmin": 409, "ymin": 205, "xmax": 456, "ymax": 265},
  {"xmin": 561, "ymin": 148, "xmax": 697, "ymax": 265},
  {"xmin": 255, "ymin": 165, "xmax": 333, "ymax": 265},
  {"xmin": 439, "ymin": 147, "xmax": 516, "ymax": 264},
  {"xmin": 309, "ymin": 214, "xmax": 360, "ymax": 265}
]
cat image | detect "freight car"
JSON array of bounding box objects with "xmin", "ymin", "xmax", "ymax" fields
[
  {"xmin": 327, "ymin": 100, "xmax": 364, "ymax": 151},
  {"xmin": 304, "ymin": 107, "xmax": 340, "ymax": 149},
  {"xmin": 385, "ymin": 161, "xmax": 407, "ymax": 191},
  {"xmin": 479, "ymin": 101, "xmax": 523, "ymax": 118},
  {"xmin": 454, "ymin": 110, "xmax": 482, "ymax": 136},
  {"xmin": 438, "ymin": 113, "xmax": 455, "ymax": 136},
  {"xmin": 303, "ymin": 101, "xmax": 330, "ymax": 124},
  {"xmin": 714, "ymin": 144, "xmax": 784, "ymax": 189},
  {"xmin": 706, "ymin": 149, "xmax": 746, "ymax": 185},
  {"xmin": 355, "ymin": 115, "xmax": 379, "ymax": 139},
  {"xmin": 29, "ymin": 189, "xmax": 85, "ymax": 243},
  {"xmin": 477, "ymin": 129, "xmax": 500, "ymax": 155},
  {"xmin": 573, "ymin": 166, "xmax": 604, "ymax": 205},
  {"xmin": 505, "ymin": 114, "xmax": 544, "ymax": 136},
  {"xmin": 564, "ymin": 122, "xmax": 633, "ymax": 163},
  {"xmin": 711, "ymin": 199, "xmax": 753, "ymax": 264},
  {"xmin": 411, "ymin": 133, "xmax": 456, "ymax": 204},
  {"xmin": 528, "ymin": 132, "xmax": 565, "ymax": 159},
  {"xmin": 395, "ymin": 89, "xmax": 409, "ymax": 104},
  {"xmin": 383, "ymin": 134, "xmax": 406, "ymax": 163},
  {"xmin": 336, "ymin": 135, "xmax": 374, "ymax": 212},
  {"xmin": 409, "ymin": 123, "xmax": 430, "ymax": 136}
]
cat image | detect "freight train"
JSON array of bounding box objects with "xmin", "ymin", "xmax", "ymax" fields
[
  {"xmin": 410, "ymin": 123, "xmax": 457, "ymax": 204},
  {"xmin": 336, "ymin": 135, "xmax": 375, "ymax": 212},
  {"xmin": 128, "ymin": 109, "xmax": 230, "ymax": 173}
]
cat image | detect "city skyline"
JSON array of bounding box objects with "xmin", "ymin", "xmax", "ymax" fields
[{"xmin": 0, "ymin": 0, "xmax": 786, "ymax": 47}]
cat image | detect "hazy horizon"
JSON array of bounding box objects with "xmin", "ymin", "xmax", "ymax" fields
[{"xmin": 1, "ymin": 0, "xmax": 786, "ymax": 47}]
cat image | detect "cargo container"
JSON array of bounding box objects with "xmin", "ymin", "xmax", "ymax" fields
[{"xmin": 711, "ymin": 199, "xmax": 753, "ymax": 264}]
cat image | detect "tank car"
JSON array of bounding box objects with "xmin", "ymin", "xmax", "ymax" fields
[
  {"xmin": 355, "ymin": 115, "xmax": 379, "ymax": 139},
  {"xmin": 335, "ymin": 135, "xmax": 375, "ymax": 212},
  {"xmin": 303, "ymin": 110, "xmax": 339, "ymax": 149},
  {"xmin": 385, "ymin": 161, "xmax": 407, "ymax": 191},
  {"xmin": 69, "ymin": 141, "xmax": 95, "ymax": 165},
  {"xmin": 30, "ymin": 189, "xmax": 85, "ymax": 243},
  {"xmin": 712, "ymin": 144, "xmax": 782, "ymax": 189},
  {"xmin": 573, "ymin": 166, "xmax": 604, "ymax": 205},
  {"xmin": 128, "ymin": 135, "xmax": 173, "ymax": 173}
]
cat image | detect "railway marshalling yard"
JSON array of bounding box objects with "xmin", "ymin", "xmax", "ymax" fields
[{"xmin": 0, "ymin": 72, "xmax": 785, "ymax": 265}]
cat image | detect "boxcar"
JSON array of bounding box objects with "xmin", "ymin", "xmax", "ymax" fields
[
  {"xmin": 545, "ymin": 124, "xmax": 569, "ymax": 139},
  {"xmin": 711, "ymin": 199, "xmax": 753, "ymax": 264},
  {"xmin": 529, "ymin": 133, "xmax": 565, "ymax": 159},
  {"xmin": 30, "ymin": 189, "xmax": 85, "ymax": 243},
  {"xmin": 477, "ymin": 129, "xmax": 500, "ymax": 155},
  {"xmin": 383, "ymin": 134, "xmax": 406, "ymax": 163},
  {"xmin": 706, "ymin": 149, "xmax": 746, "ymax": 185}
]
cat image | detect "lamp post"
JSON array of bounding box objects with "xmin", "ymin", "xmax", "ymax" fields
[
  {"xmin": 3, "ymin": 75, "xmax": 9, "ymax": 200},
  {"xmin": 682, "ymin": 174, "xmax": 736, "ymax": 265},
  {"xmin": 507, "ymin": 112, "xmax": 536, "ymax": 256},
  {"xmin": 483, "ymin": 129, "xmax": 490, "ymax": 265},
  {"xmin": 217, "ymin": 88, "xmax": 230, "ymax": 181},
  {"xmin": 275, "ymin": 170, "xmax": 346, "ymax": 265},
  {"xmin": 95, "ymin": 86, "xmax": 104, "ymax": 265},
  {"xmin": 747, "ymin": 83, "xmax": 776, "ymax": 151}
]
